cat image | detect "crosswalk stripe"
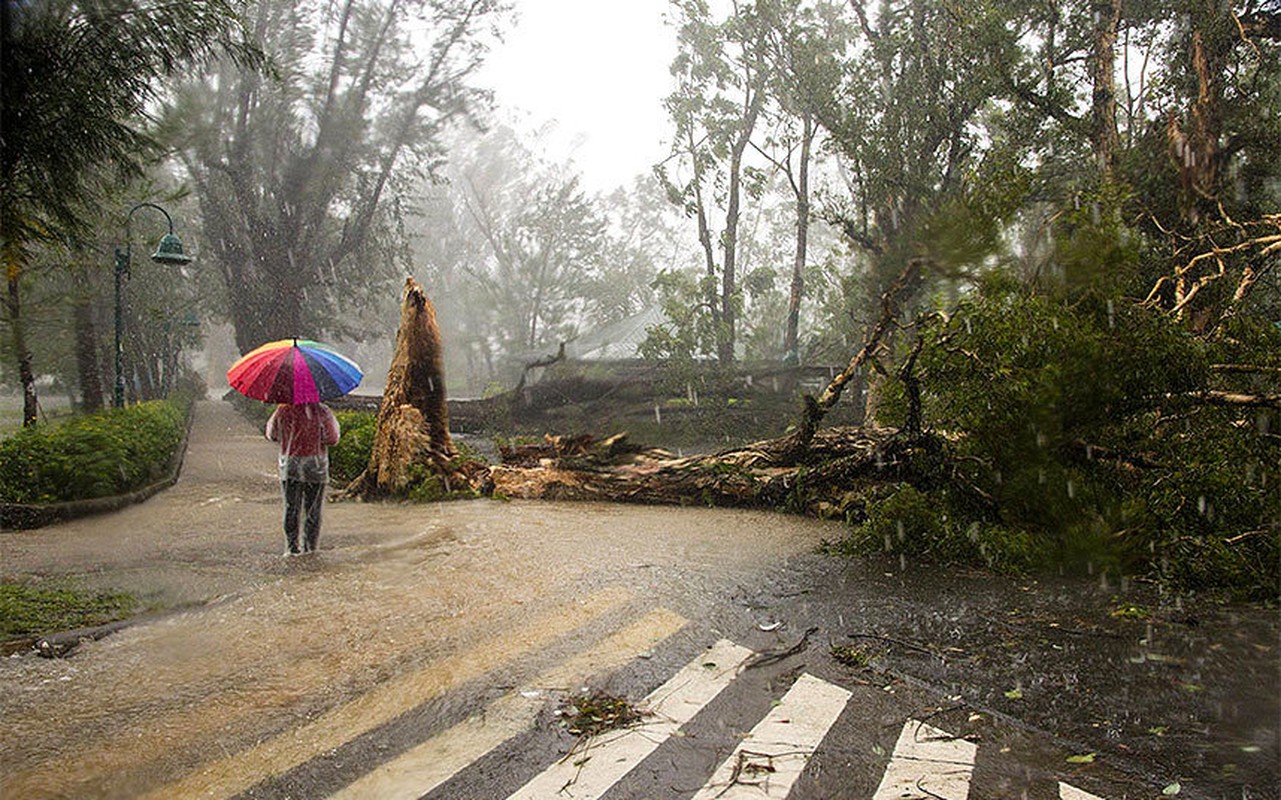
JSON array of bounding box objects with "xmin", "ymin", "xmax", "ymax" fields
[
  {"xmin": 506, "ymin": 638, "xmax": 755, "ymax": 799},
  {"xmin": 329, "ymin": 607, "xmax": 690, "ymax": 800},
  {"xmin": 872, "ymin": 719, "xmax": 978, "ymax": 800},
  {"xmin": 1060, "ymin": 782, "xmax": 1107, "ymax": 799},
  {"xmin": 139, "ymin": 587, "xmax": 633, "ymax": 800},
  {"xmin": 690, "ymin": 673, "xmax": 853, "ymax": 799}
]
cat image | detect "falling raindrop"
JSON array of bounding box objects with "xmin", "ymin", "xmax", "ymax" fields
[
  {"xmin": 1197, "ymin": 495, "xmax": 1206, "ymax": 515},
  {"xmin": 654, "ymin": 405, "xmax": 662, "ymax": 425},
  {"xmin": 1106, "ymin": 299, "xmax": 1115, "ymax": 329},
  {"xmin": 896, "ymin": 520, "xmax": 905, "ymax": 542},
  {"xmin": 883, "ymin": 532, "xmax": 893, "ymax": 552},
  {"xmin": 1066, "ymin": 480, "xmax": 1076, "ymax": 499},
  {"xmin": 898, "ymin": 552, "xmax": 907, "ymax": 570},
  {"xmin": 964, "ymin": 317, "xmax": 972, "ymax": 334},
  {"xmin": 1038, "ymin": 468, "xmax": 1046, "ymax": 485}
]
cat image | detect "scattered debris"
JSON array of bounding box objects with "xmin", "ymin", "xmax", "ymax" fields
[
  {"xmin": 830, "ymin": 642, "xmax": 875, "ymax": 669},
  {"xmin": 745, "ymin": 626, "xmax": 817, "ymax": 670},
  {"xmin": 561, "ymin": 691, "xmax": 647, "ymax": 738}
]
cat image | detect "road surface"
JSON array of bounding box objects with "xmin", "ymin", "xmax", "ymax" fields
[{"xmin": 1, "ymin": 401, "xmax": 1275, "ymax": 799}]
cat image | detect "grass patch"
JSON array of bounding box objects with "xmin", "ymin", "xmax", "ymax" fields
[{"xmin": 0, "ymin": 583, "xmax": 138, "ymax": 641}]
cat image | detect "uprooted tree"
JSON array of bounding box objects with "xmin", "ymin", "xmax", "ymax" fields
[{"xmin": 342, "ymin": 258, "xmax": 1277, "ymax": 602}]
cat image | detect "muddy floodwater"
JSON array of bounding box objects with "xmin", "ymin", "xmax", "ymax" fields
[
  {"xmin": 0, "ymin": 402, "xmax": 841, "ymax": 798},
  {"xmin": 2, "ymin": 401, "xmax": 1276, "ymax": 799}
]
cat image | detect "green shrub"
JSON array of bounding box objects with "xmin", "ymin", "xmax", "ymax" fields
[
  {"xmin": 0, "ymin": 400, "xmax": 187, "ymax": 504},
  {"xmin": 837, "ymin": 485, "xmax": 1036, "ymax": 574},
  {"xmin": 329, "ymin": 410, "xmax": 376, "ymax": 484}
]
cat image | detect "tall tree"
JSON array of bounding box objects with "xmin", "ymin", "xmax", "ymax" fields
[
  {"xmin": 658, "ymin": 0, "xmax": 770, "ymax": 365},
  {"xmin": 756, "ymin": 0, "xmax": 847, "ymax": 362},
  {"xmin": 1, "ymin": 0, "xmax": 257, "ymax": 424},
  {"xmin": 772, "ymin": 0, "xmax": 1008, "ymax": 416},
  {"xmin": 412, "ymin": 125, "xmax": 664, "ymax": 391},
  {"xmin": 168, "ymin": 0, "xmax": 509, "ymax": 354}
]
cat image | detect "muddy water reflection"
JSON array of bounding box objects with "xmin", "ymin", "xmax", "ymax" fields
[{"xmin": 0, "ymin": 501, "xmax": 835, "ymax": 800}]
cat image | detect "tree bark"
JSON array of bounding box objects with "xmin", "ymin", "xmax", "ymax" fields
[
  {"xmin": 72, "ymin": 294, "xmax": 104, "ymax": 411},
  {"xmin": 1090, "ymin": 0, "xmax": 1122, "ymax": 177},
  {"xmin": 345, "ymin": 277, "xmax": 472, "ymax": 498},
  {"xmin": 783, "ymin": 113, "xmax": 813, "ymax": 363},
  {"xmin": 5, "ymin": 274, "xmax": 38, "ymax": 427}
]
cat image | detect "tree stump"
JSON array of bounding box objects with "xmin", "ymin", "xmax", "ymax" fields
[{"xmin": 345, "ymin": 277, "xmax": 475, "ymax": 498}]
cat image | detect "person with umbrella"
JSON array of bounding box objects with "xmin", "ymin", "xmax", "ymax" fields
[
  {"xmin": 266, "ymin": 401, "xmax": 340, "ymax": 554},
  {"xmin": 226, "ymin": 339, "xmax": 362, "ymax": 555}
]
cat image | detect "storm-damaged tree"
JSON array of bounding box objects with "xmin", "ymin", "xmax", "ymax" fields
[
  {"xmin": 345, "ymin": 276, "xmax": 472, "ymax": 499},
  {"xmin": 1, "ymin": 0, "xmax": 258, "ymax": 425},
  {"xmin": 484, "ymin": 0, "xmax": 1279, "ymax": 600},
  {"xmin": 165, "ymin": 0, "xmax": 510, "ymax": 354}
]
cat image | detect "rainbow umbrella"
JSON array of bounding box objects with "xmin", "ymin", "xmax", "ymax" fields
[{"xmin": 226, "ymin": 338, "xmax": 362, "ymax": 404}]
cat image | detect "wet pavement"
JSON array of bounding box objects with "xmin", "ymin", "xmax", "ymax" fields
[{"xmin": 0, "ymin": 400, "xmax": 1276, "ymax": 799}]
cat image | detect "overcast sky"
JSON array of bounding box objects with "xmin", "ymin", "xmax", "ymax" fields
[{"xmin": 475, "ymin": 0, "xmax": 677, "ymax": 193}]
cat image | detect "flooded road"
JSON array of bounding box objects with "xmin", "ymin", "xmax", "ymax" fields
[
  {"xmin": 2, "ymin": 401, "xmax": 1276, "ymax": 799},
  {"xmin": 0, "ymin": 404, "xmax": 840, "ymax": 798}
]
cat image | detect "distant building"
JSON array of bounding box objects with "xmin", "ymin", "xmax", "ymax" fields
[{"xmin": 566, "ymin": 306, "xmax": 668, "ymax": 362}]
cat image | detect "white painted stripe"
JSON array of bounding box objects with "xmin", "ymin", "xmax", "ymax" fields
[
  {"xmin": 872, "ymin": 719, "xmax": 977, "ymax": 800},
  {"xmin": 690, "ymin": 673, "xmax": 853, "ymax": 800},
  {"xmin": 329, "ymin": 608, "xmax": 689, "ymax": 800},
  {"xmin": 1060, "ymin": 782, "xmax": 1107, "ymax": 800},
  {"xmin": 505, "ymin": 638, "xmax": 755, "ymax": 800}
]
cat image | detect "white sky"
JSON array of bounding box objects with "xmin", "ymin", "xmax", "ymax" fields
[{"xmin": 475, "ymin": 0, "xmax": 677, "ymax": 193}]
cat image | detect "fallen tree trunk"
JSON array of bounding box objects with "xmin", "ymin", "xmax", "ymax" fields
[{"xmin": 488, "ymin": 425, "xmax": 972, "ymax": 520}]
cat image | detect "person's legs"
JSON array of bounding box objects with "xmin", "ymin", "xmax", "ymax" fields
[
  {"xmin": 301, "ymin": 481, "xmax": 325, "ymax": 552},
  {"xmin": 282, "ymin": 479, "xmax": 303, "ymax": 554}
]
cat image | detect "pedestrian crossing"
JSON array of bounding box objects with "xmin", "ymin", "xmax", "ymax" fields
[
  {"xmin": 139, "ymin": 600, "xmax": 1124, "ymax": 800},
  {"xmin": 323, "ymin": 636, "xmax": 1117, "ymax": 800}
]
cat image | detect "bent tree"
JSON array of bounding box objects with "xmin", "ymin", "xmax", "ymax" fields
[
  {"xmin": 1, "ymin": 0, "xmax": 257, "ymax": 425},
  {"xmin": 169, "ymin": 0, "xmax": 509, "ymax": 354}
]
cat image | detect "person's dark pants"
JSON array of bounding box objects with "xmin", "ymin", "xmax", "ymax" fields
[{"xmin": 282, "ymin": 480, "xmax": 326, "ymax": 553}]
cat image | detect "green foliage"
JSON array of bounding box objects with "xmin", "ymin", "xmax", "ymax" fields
[
  {"xmin": 838, "ymin": 485, "xmax": 1037, "ymax": 574},
  {"xmin": 639, "ymin": 269, "xmax": 722, "ymax": 391},
  {"xmin": 872, "ymin": 278, "xmax": 1279, "ymax": 599},
  {"xmin": 328, "ymin": 411, "xmax": 377, "ymax": 484},
  {"xmin": 0, "ymin": 583, "xmax": 138, "ymax": 641},
  {"xmin": 0, "ymin": 400, "xmax": 186, "ymax": 504}
]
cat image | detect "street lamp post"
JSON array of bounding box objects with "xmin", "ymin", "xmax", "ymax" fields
[{"xmin": 114, "ymin": 202, "xmax": 194, "ymax": 409}]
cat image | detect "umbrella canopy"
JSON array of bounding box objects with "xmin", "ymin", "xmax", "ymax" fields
[{"xmin": 226, "ymin": 338, "xmax": 362, "ymax": 404}]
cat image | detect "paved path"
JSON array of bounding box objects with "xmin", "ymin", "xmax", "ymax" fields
[{"xmin": 0, "ymin": 401, "xmax": 1276, "ymax": 799}]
